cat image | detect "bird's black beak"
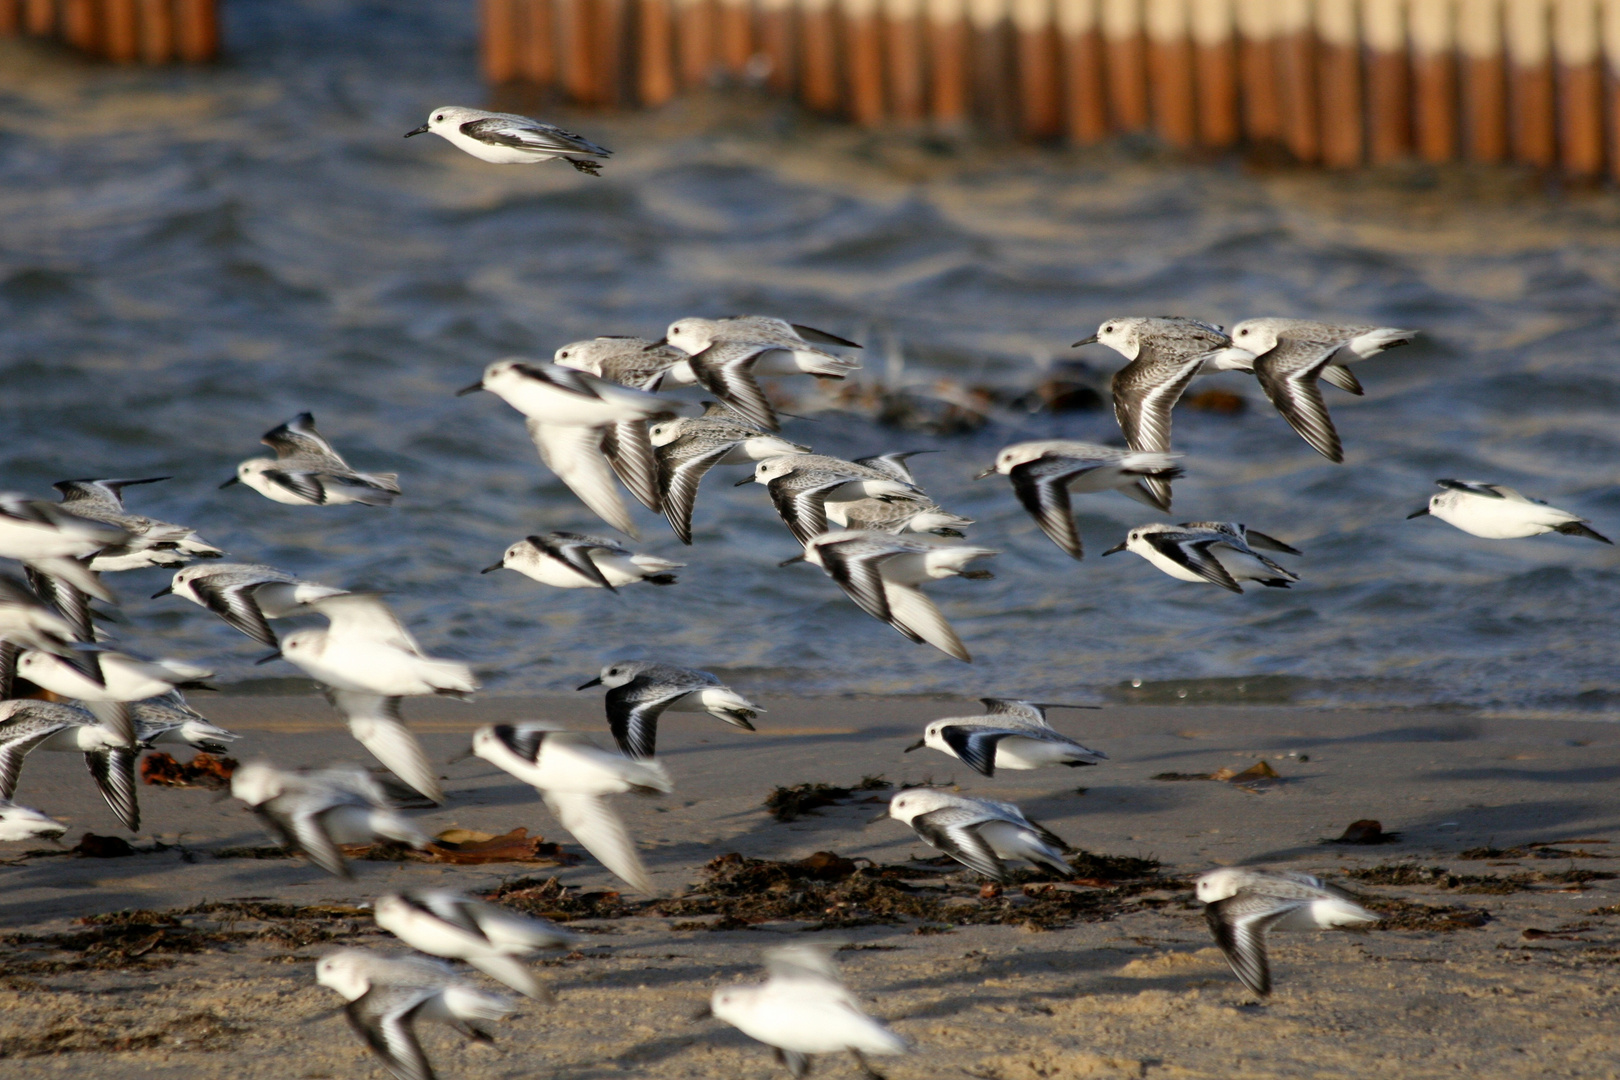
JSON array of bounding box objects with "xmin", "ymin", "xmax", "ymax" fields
[
  {"xmin": 1101, "ymin": 541, "xmax": 1128, "ymax": 555},
  {"xmin": 479, "ymin": 561, "xmax": 504, "ymax": 574},
  {"xmin": 455, "ymin": 381, "xmax": 485, "ymax": 397},
  {"xmin": 903, "ymin": 738, "xmax": 926, "ymax": 753},
  {"xmin": 1406, "ymin": 505, "xmax": 1431, "ymax": 519},
  {"xmin": 446, "ymin": 746, "xmax": 475, "ymax": 764},
  {"xmin": 689, "ymin": 1003, "xmax": 713, "ymax": 1021},
  {"xmin": 972, "ymin": 466, "xmax": 996, "ymax": 480},
  {"xmin": 150, "ymin": 585, "xmax": 172, "ymax": 598},
  {"xmin": 219, "ymin": 476, "xmax": 240, "ymax": 489},
  {"xmin": 1072, "ymin": 333, "xmax": 1099, "ymax": 347},
  {"xmin": 733, "ymin": 475, "xmax": 757, "ymax": 487},
  {"xmin": 577, "ymin": 676, "xmax": 602, "ymax": 690},
  {"xmin": 777, "ymin": 554, "xmax": 805, "ymax": 567},
  {"xmin": 404, "ymin": 124, "xmax": 430, "ymax": 138},
  {"xmin": 643, "ymin": 338, "xmax": 669, "ymax": 350},
  {"xmin": 254, "ymin": 651, "xmax": 283, "ymax": 665}
]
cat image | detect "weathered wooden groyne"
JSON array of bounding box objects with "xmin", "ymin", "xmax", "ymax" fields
[
  {"xmin": 0, "ymin": 0, "xmax": 218, "ymax": 62},
  {"xmin": 481, "ymin": 0, "xmax": 1620, "ymax": 177}
]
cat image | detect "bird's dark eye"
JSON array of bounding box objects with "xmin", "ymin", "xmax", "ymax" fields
[
  {"xmin": 435, "ymin": 114, "xmax": 445, "ymax": 121},
  {"xmin": 1105, "ymin": 324, "xmax": 1115, "ymax": 333},
  {"xmin": 559, "ymin": 351, "xmax": 569, "ymax": 358}
]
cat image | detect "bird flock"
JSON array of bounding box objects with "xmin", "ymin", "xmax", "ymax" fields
[{"xmin": 0, "ymin": 105, "xmax": 1612, "ymax": 1080}]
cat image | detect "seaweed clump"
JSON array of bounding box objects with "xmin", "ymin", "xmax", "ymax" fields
[
  {"xmin": 764, "ymin": 776, "xmax": 894, "ymax": 822},
  {"xmin": 1347, "ymin": 863, "xmax": 1615, "ymax": 894}
]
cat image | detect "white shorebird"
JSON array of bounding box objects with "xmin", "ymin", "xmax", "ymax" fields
[
  {"xmin": 468, "ymin": 722, "xmax": 671, "ymax": 894},
  {"xmin": 0, "ymin": 798, "xmax": 67, "ymax": 843},
  {"xmin": 1196, "ymin": 867, "xmax": 1377, "ymax": 998},
  {"xmin": 231, "ymin": 762, "xmax": 433, "ymax": 878},
  {"xmin": 374, "ymin": 889, "xmax": 579, "ymax": 1000},
  {"xmin": 663, "ymin": 316, "xmax": 862, "ymax": 432},
  {"xmin": 1074, "ymin": 316, "xmax": 1231, "ymax": 508},
  {"xmin": 800, "ymin": 531, "xmax": 997, "ymax": 662},
  {"xmin": 16, "ymin": 648, "xmax": 213, "ymax": 747},
  {"xmin": 131, "ymin": 692, "xmax": 240, "ymax": 754},
  {"xmin": 0, "ymin": 491, "xmax": 127, "ymax": 606},
  {"xmin": 0, "ymin": 573, "xmax": 100, "ymax": 697},
  {"xmin": 1221, "ymin": 316, "xmax": 1416, "ymax": 397},
  {"xmin": 0, "ymin": 699, "xmax": 139, "ymax": 830},
  {"xmin": 1206, "ymin": 328, "xmax": 1374, "ymax": 463},
  {"xmin": 975, "ymin": 441, "xmax": 1184, "ymax": 559},
  {"xmin": 458, "ymin": 358, "xmax": 680, "ymax": 536},
  {"xmin": 154, "ymin": 561, "xmax": 349, "ymax": 649},
  {"xmin": 405, "ymin": 105, "xmax": 612, "ymax": 175},
  {"xmin": 1408, "ymin": 480, "xmax": 1611, "ymax": 543},
  {"xmin": 51, "ymin": 477, "xmax": 223, "ymax": 571},
  {"xmin": 706, "ymin": 945, "xmax": 909, "ymax": 1080},
  {"xmin": 650, "ymin": 403, "xmax": 810, "ymax": 544},
  {"xmin": 316, "ymin": 947, "xmax": 515, "ymax": 1080},
  {"xmin": 482, "ymin": 532, "xmax": 683, "ymax": 590},
  {"xmin": 827, "ymin": 495, "xmax": 973, "ymax": 536},
  {"xmin": 555, "ymin": 335, "xmax": 691, "ymax": 513},
  {"xmin": 747, "ymin": 454, "xmax": 922, "ymax": 546},
  {"xmin": 577, "ymin": 660, "xmax": 762, "ymax": 759},
  {"xmin": 1103, "ymin": 522, "xmax": 1301, "ymax": 593},
  {"xmin": 222, "ymin": 413, "xmax": 401, "ymax": 507},
  {"xmin": 885, "ymin": 788, "xmax": 1074, "ymax": 882},
  {"xmin": 904, "ymin": 698, "xmax": 1105, "ymax": 777}
]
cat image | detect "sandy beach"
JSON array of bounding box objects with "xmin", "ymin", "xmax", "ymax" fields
[{"xmin": 4, "ymin": 694, "xmax": 1620, "ymax": 1078}]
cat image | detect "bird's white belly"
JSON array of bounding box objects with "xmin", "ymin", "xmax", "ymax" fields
[
  {"xmin": 1065, "ymin": 465, "xmax": 1132, "ymax": 494},
  {"xmin": 993, "ymin": 737, "xmax": 1073, "ymax": 769},
  {"xmin": 441, "ymin": 130, "xmax": 552, "ymax": 164},
  {"xmin": 1436, "ymin": 499, "xmax": 1554, "ymax": 539},
  {"xmin": 490, "ymin": 383, "xmax": 631, "ymax": 427},
  {"xmin": 244, "ymin": 470, "xmax": 318, "ymax": 505},
  {"xmin": 1136, "ymin": 545, "xmax": 1209, "ymax": 583},
  {"xmin": 513, "ymin": 556, "xmax": 608, "ymax": 589},
  {"xmin": 0, "ymin": 520, "xmax": 98, "ymax": 560},
  {"xmin": 299, "ymin": 640, "xmax": 435, "ymax": 695}
]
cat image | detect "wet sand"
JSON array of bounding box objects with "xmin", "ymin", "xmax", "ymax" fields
[{"xmin": 4, "ymin": 695, "xmax": 1620, "ymax": 1077}]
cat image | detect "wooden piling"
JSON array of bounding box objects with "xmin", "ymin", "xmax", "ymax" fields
[
  {"xmin": 1191, "ymin": 0, "xmax": 1240, "ymax": 147},
  {"xmin": 1057, "ymin": 0, "xmax": 1109, "ymax": 142},
  {"xmin": 138, "ymin": 0, "xmax": 175, "ymax": 62},
  {"xmin": 1276, "ymin": 0, "xmax": 1320, "ymax": 160},
  {"xmin": 801, "ymin": 0, "xmax": 843, "ymax": 112},
  {"xmin": 1409, "ymin": 0, "xmax": 1458, "ymax": 161},
  {"xmin": 638, "ymin": 0, "xmax": 679, "ymax": 103},
  {"xmin": 845, "ymin": 0, "xmax": 887, "ymax": 123},
  {"xmin": 1145, "ymin": 0, "xmax": 1195, "ymax": 146},
  {"xmin": 103, "ymin": 0, "xmax": 140, "ymax": 60},
  {"xmin": 516, "ymin": 0, "xmax": 556, "ymax": 88},
  {"xmin": 885, "ymin": 0, "xmax": 929, "ymax": 123},
  {"xmin": 1103, "ymin": 0, "xmax": 1150, "ymax": 129},
  {"xmin": 928, "ymin": 0, "xmax": 972, "ymax": 126},
  {"xmin": 24, "ymin": 0, "xmax": 53, "ymax": 35},
  {"xmin": 0, "ymin": 0, "xmax": 19, "ymax": 35},
  {"xmin": 1363, "ymin": 0, "xmax": 1412, "ymax": 162},
  {"xmin": 1553, "ymin": 0, "xmax": 1602, "ymax": 175},
  {"xmin": 1014, "ymin": 0, "xmax": 1064, "ymax": 138},
  {"xmin": 1235, "ymin": 0, "xmax": 1283, "ymax": 141},
  {"xmin": 1606, "ymin": 0, "xmax": 1620, "ymax": 180},
  {"xmin": 1504, "ymin": 0, "xmax": 1555, "ymax": 165},
  {"xmin": 483, "ymin": 0, "xmax": 521, "ymax": 83},
  {"xmin": 717, "ymin": 0, "xmax": 752, "ymax": 73},
  {"xmin": 173, "ymin": 0, "xmax": 216, "ymax": 60},
  {"xmin": 62, "ymin": 0, "xmax": 95, "ymax": 49},
  {"xmin": 757, "ymin": 0, "xmax": 796, "ymax": 93},
  {"xmin": 969, "ymin": 0, "xmax": 1017, "ymax": 133},
  {"xmin": 676, "ymin": 0, "xmax": 717, "ymax": 88},
  {"xmin": 1315, "ymin": 0, "xmax": 1362, "ymax": 165},
  {"xmin": 1458, "ymin": 0, "xmax": 1507, "ymax": 158}
]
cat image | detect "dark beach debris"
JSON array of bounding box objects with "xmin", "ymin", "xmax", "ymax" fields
[
  {"xmin": 1324, "ymin": 820, "xmax": 1403, "ymax": 845},
  {"xmin": 0, "ymin": 1009, "xmax": 243, "ymax": 1058},
  {"xmin": 72, "ymin": 833, "xmax": 135, "ymax": 858},
  {"xmin": 1459, "ymin": 840, "xmax": 1611, "ymax": 860},
  {"xmin": 141, "ymin": 751, "xmax": 238, "ymax": 790},
  {"xmin": 764, "ymin": 775, "xmax": 894, "ymax": 822},
  {"xmin": 488, "ymin": 849, "xmax": 1181, "ymax": 932},
  {"xmin": 1152, "ymin": 760, "xmax": 1281, "ymax": 792},
  {"xmin": 1358, "ymin": 896, "xmax": 1492, "ymax": 931},
  {"xmin": 212, "ymin": 827, "xmax": 577, "ymax": 868},
  {"xmin": 1346, "ymin": 863, "xmax": 1616, "ymax": 894}
]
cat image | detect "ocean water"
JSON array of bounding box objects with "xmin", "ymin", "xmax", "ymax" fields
[{"xmin": 2, "ymin": 0, "xmax": 1618, "ymax": 714}]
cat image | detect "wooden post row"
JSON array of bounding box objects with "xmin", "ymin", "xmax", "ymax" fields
[{"xmin": 1, "ymin": 0, "xmax": 215, "ymax": 59}]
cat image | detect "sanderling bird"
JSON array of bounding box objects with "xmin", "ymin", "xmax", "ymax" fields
[
  {"xmin": 904, "ymin": 698, "xmax": 1105, "ymax": 777},
  {"xmin": 468, "ymin": 723, "xmax": 671, "ymax": 894},
  {"xmin": 1222, "ymin": 317, "xmax": 1416, "ymax": 397},
  {"xmin": 231, "ymin": 762, "xmax": 433, "ymax": 878},
  {"xmin": 459, "ymin": 358, "xmax": 680, "ymax": 536},
  {"xmin": 650, "ymin": 404, "xmax": 810, "ymax": 544},
  {"xmin": 1074, "ymin": 316, "xmax": 1230, "ymax": 508},
  {"xmin": 222, "ymin": 413, "xmax": 401, "ymax": 507},
  {"xmin": 0, "ymin": 573, "xmax": 100, "ymax": 695},
  {"xmin": 316, "ymin": 947, "xmax": 515, "ymax": 1080},
  {"xmin": 1103, "ymin": 522, "xmax": 1300, "ymax": 593},
  {"xmin": 746, "ymin": 454, "xmax": 922, "ymax": 546},
  {"xmin": 16, "ymin": 649, "xmax": 213, "ymax": 748},
  {"xmin": 1207, "ymin": 329, "xmax": 1371, "ymax": 462},
  {"xmin": 1196, "ymin": 867, "xmax": 1377, "ymax": 998},
  {"xmin": 374, "ymin": 889, "xmax": 579, "ymax": 1000},
  {"xmin": 0, "ymin": 699, "xmax": 139, "ymax": 830},
  {"xmin": 827, "ymin": 495, "xmax": 973, "ymax": 536},
  {"xmin": 131, "ymin": 692, "xmax": 240, "ymax": 754},
  {"xmin": 154, "ymin": 561, "xmax": 349, "ymax": 649},
  {"xmin": 577, "ymin": 660, "xmax": 762, "ymax": 759},
  {"xmin": 0, "ymin": 491, "xmax": 127, "ymax": 605},
  {"xmin": 705, "ymin": 944, "xmax": 909, "ymax": 1080},
  {"xmin": 324, "ymin": 691, "xmax": 445, "ymax": 805},
  {"xmin": 662, "ymin": 316, "xmax": 862, "ymax": 432},
  {"xmin": 556, "ymin": 335, "xmax": 692, "ymax": 513},
  {"xmin": 975, "ymin": 441, "xmax": 1184, "ymax": 559},
  {"xmin": 800, "ymin": 531, "xmax": 997, "ymax": 662},
  {"xmin": 885, "ymin": 789, "xmax": 1072, "ymax": 882},
  {"xmin": 406, "ymin": 105, "xmax": 612, "ymax": 175},
  {"xmin": 482, "ymin": 533, "xmax": 683, "ymax": 590},
  {"xmin": 50, "ymin": 477, "xmax": 223, "ymax": 572},
  {"xmin": 0, "ymin": 798, "xmax": 67, "ymax": 843},
  {"xmin": 1408, "ymin": 480, "xmax": 1612, "ymax": 543}
]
